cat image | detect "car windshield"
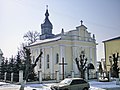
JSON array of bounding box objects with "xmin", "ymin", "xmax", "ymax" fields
[{"xmin": 60, "ymin": 79, "xmax": 72, "ymax": 84}]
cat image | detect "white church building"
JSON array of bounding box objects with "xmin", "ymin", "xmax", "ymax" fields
[{"xmin": 28, "ymin": 7, "xmax": 97, "ymax": 79}]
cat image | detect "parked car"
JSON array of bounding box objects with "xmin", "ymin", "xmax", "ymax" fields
[{"xmin": 51, "ymin": 78, "xmax": 90, "ymax": 90}]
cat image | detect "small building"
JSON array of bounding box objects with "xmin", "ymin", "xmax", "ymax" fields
[
  {"xmin": 28, "ymin": 7, "xmax": 97, "ymax": 79},
  {"xmin": 103, "ymin": 36, "xmax": 120, "ymax": 72}
]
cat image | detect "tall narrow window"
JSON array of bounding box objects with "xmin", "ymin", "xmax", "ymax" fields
[
  {"xmin": 56, "ymin": 53, "xmax": 59, "ymax": 64},
  {"xmin": 39, "ymin": 58, "xmax": 42, "ymax": 69},
  {"xmin": 47, "ymin": 54, "xmax": 49, "ymax": 69},
  {"xmin": 39, "ymin": 49, "xmax": 42, "ymax": 69}
]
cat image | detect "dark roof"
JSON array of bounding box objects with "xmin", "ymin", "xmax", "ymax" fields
[
  {"xmin": 41, "ymin": 9, "xmax": 53, "ymax": 29},
  {"xmin": 103, "ymin": 36, "xmax": 120, "ymax": 42}
]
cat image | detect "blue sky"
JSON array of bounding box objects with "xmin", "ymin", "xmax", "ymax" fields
[{"xmin": 0, "ymin": 0, "xmax": 120, "ymax": 60}]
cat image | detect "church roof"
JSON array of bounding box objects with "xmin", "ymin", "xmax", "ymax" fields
[
  {"xmin": 41, "ymin": 6, "xmax": 53, "ymax": 29},
  {"xmin": 29, "ymin": 36, "xmax": 61, "ymax": 46},
  {"xmin": 103, "ymin": 36, "xmax": 120, "ymax": 42}
]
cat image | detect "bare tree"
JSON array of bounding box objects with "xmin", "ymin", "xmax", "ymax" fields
[
  {"xmin": 23, "ymin": 31, "xmax": 40, "ymax": 44},
  {"xmin": 20, "ymin": 31, "xmax": 39, "ymax": 59},
  {"xmin": 18, "ymin": 43, "xmax": 27, "ymax": 60},
  {"xmin": 111, "ymin": 52, "xmax": 119, "ymax": 78},
  {"xmin": 75, "ymin": 51, "xmax": 87, "ymax": 79}
]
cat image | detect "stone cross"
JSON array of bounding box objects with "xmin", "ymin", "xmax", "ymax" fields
[{"xmin": 80, "ymin": 20, "xmax": 83, "ymax": 25}]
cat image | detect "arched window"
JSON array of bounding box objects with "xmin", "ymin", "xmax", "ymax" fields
[
  {"xmin": 56, "ymin": 53, "xmax": 59, "ymax": 64},
  {"xmin": 47, "ymin": 54, "xmax": 49, "ymax": 69}
]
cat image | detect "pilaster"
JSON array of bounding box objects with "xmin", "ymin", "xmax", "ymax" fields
[
  {"xmin": 42, "ymin": 48, "xmax": 45, "ymax": 78},
  {"xmin": 50, "ymin": 47, "xmax": 54, "ymax": 79},
  {"xmin": 72, "ymin": 46, "xmax": 78, "ymax": 74},
  {"xmin": 59, "ymin": 45, "xmax": 65, "ymax": 78}
]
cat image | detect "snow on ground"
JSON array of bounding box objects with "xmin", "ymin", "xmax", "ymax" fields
[
  {"xmin": 0, "ymin": 82, "xmax": 51, "ymax": 90},
  {"xmin": 24, "ymin": 80, "xmax": 120, "ymax": 90},
  {"xmin": 0, "ymin": 82, "xmax": 6, "ymax": 84},
  {"xmin": 90, "ymin": 87, "xmax": 106, "ymax": 90},
  {"xmin": 89, "ymin": 80, "xmax": 120, "ymax": 89},
  {"xmin": 1, "ymin": 80, "xmax": 120, "ymax": 90},
  {"xmin": 0, "ymin": 82, "xmax": 20, "ymax": 90},
  {"xmin": 24, "ymin": 83, "xmax": 106, "ymax": 90},
  {"xmin": 25, "ymin": 83, "xmax": 51, "ymax": 90}
]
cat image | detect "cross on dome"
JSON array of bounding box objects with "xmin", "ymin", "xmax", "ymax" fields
[
  {"xmin": 45, "ymin": 5, "xmax": 49, "ymax": 17},
  {"xmin": 46, "ymin": 5, "xmax": 48, "ymax": 10}
]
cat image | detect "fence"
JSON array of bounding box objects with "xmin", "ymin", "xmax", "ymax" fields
[
  {"xmin": 0, "ymin": 70, "xmax": 97, "ymax": 83},
  {"xmin": 0, "ymin": 71, "xmax": 19, "ymax": 82}
]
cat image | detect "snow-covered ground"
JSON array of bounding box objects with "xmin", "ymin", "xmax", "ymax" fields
[
  {"xmin": 24, "ymin": 83, "xmax": 105, "ymax": 90},
  {"xmin": 0, "ymin": 82, "xmax": 51, "ymax": 90},
  {"xmin": 0, "ymin": 80, "xmax": 120, "ymax": 90},
  {"xmin": 24, "ymin": 83, "xmax": 52, "ymax": 90},
  {"xmin": 24, "ymin": 80, "xmax": 120, "ymax": 90},
  {"xmin": 89, "ymin": 80, "xmax": 120, "ymax": 89},
  {"xmin": 0, "ymin": 82, "xmax": 20, "ymax": 90}
]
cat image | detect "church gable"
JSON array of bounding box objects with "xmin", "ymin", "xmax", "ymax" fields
[{"xmin": 60, "ymin": 21, "xmax": 95, "ymax": 43}]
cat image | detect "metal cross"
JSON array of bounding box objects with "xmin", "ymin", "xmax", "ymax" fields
[{"xmin": 59, "ymin": 57, "xmax": 67, "ymax": 79}]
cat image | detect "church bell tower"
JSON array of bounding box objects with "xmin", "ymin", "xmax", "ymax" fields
[{"xmin": 40, "ymin": 5, "xmax": 54, "ymax": 40}]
